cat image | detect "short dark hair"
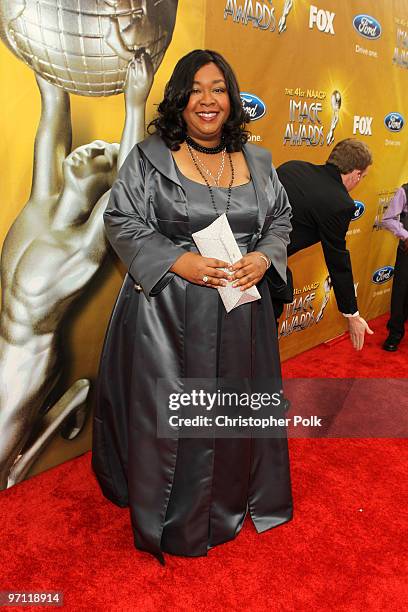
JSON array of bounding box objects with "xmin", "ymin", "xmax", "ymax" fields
[
  {"xmin": 327, "ymin": 138, "xmax": 373, "ymax": 174},
  {"xmin": 148, "ymin": 49, "xmax": 250, "ymax": 151}
]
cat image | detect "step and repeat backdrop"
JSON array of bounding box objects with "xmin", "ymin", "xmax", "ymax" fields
[
  {"xmin": 0, "ymin": 0, "xmax": 406, "ymax": 487},
  {"xmin": 205, "ymin": 0, "xmax": 408, "ymax": 360}
]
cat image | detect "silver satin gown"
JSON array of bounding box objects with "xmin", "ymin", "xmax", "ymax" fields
[{"xmin": 92, "ymin": 138, "xmax": 293, "ymax": 564}]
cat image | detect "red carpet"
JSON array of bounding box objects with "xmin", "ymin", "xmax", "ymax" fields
[
  {"xmin": 0, "ymin": 315, "xmax": 407, "ymax": 611},
  {"xmin": 282, "ymin": 314, "xmax": 408, "ymax": 379}
]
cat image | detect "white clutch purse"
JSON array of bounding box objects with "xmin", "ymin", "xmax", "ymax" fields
[{"xmin": 192, "ymin": 213, "xmax": 261, "ymax": 313}]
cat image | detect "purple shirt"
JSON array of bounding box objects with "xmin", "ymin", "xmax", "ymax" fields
[{"xmin": 381, "ymin": 187, "xmax": 408, "ymax": 240}]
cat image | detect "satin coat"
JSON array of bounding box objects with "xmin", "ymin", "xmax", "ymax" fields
[{"xmin": 92, "ymin": 134, "xmax": 293, "ymax": 563}]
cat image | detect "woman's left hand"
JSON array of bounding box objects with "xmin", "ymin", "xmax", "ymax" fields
[{"xmin": 229, "ymin": 252, "xmax": 269, "ymax": 291}]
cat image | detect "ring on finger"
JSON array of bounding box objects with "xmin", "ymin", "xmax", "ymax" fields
[{"xmin": 202, "ymin": 275, "xmax": 209, "ymax": 283}]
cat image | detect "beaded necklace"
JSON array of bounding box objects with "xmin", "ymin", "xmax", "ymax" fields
[
  {"xmin": 186, "ymin": 142, "xmax": 235, "ymax": 217},
  {"xmin": 185, "ymin": 134, "xmax": 225, "ymax": 155}
]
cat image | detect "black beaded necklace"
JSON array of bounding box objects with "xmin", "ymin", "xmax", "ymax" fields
[
  {"xmin": 186, "ymin": 142, "xmax": 235, "ymax": 217},
  {"xmin": 185, "ymin": 134, "xmax": 226, "ymax": 155}
]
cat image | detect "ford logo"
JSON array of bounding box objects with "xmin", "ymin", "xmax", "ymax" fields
[
  {"xmin": 353, "ymin": 14, "xmax": 381, "ymax": 40},
  {"xmin": 372, "ymin": 266, "xmax": 394, "ymax": 284},
  {"xmin": 352, "ymin": 200, "xmax": 365, "ymax": 221},
  {"xmin": 240, "ymin": 92, "xmax": 266, "ymax": 121},
  {"xmin": 384, "ymin": 112, "xmax": 404, "ymax": 132}
]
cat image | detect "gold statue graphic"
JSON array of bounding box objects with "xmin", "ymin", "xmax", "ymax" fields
[
  {"xmin": 0, "ymin": 54, "xmax": 154, "ymax": 489},
  {"xmin": 0, "ymin": 0, "xmax": 178, "ymax": 489},
  {"xmin": 278, "ymin": 0, "xmax": 294, "ymax": 34},
  {"xmin": 326, "ymin": 90, "xmax": 342, "ymax": 146}
]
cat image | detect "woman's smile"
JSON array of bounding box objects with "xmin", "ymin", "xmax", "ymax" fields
[
  {"xmin": 196, "ymin": 111, "xmax": 219, "ymax": 122},
  {"xmin": 182, "ymin": 62, "xmax": 231, "ymax": 144}
]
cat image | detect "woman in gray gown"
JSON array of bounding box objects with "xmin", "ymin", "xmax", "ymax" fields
[{"xmin": 92, "ymin": 49, "xmax": 293, "ymax": 564}]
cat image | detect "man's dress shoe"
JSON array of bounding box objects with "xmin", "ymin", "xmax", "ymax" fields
[{"xmin": 382, "ymin": 335, "xmax": 402, "ymax": 351}]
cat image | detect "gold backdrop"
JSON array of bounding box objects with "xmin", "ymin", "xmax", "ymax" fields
[
  {"xmin": 0, "ymin": 0, "xmax": 407, "ymax": 483},
  {"xmin": 205, "ymin": 0, "xmax": 408, "ymax": 360}
]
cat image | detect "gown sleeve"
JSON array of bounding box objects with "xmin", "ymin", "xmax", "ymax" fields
[
  {"xmin": 254, "ymin": 165, "xmax": 292, "ymax": 285},
  {"xmin": 103, "ymin": 145, "xmax": 187, "ymax": 300}
]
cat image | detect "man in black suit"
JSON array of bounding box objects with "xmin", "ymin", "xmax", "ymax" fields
[{"xmin": 276, "ymin": 138, "xmax": 373, "ymax": 351}]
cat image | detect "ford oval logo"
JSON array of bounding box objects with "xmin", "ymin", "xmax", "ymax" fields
[
  {"xmin": 240, "ymin": 92, "xmax": 266, "ymax": 121},
  {"xmin": 353, "ymin": 14, "xmax": 381, "ymax": 40},
  {"xmin": 372, "ymin": 266, "xmax": 394, "ymax": 284},
  {"xmin": 384, "ymin": 112, "xmax": 405, "ymax": 132},
  {"xmin": 352, "ymin": 200, "xmax": 365, "ymax": 221}
]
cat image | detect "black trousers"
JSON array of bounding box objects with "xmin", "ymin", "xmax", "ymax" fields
[{"xmin": 387, "ymin": 246, "xmax": 408, "ymax": 338}]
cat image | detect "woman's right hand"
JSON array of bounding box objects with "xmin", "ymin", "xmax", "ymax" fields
[{"xmin": 170, "ymin": 253, "xmax": 231, "ymax": 287}]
